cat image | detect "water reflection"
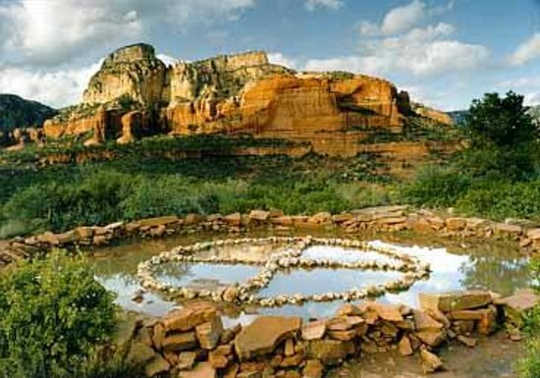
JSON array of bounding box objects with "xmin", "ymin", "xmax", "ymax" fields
[{"xmin": 91, "ymin": 233, "xmax": 531, "ymax": 320}]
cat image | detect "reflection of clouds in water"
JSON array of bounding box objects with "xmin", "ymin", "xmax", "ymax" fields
[
  {"xmin": 97, "ymin": 274, "xmax": 176, "ymax": 317},
  {"xmin": 369, "ymin": 241, "xmax": 469, "ymax": 308},
  {"xmin": 93, "ymin": 238, "xmax": 530, "ymax": 320},
  {"xmin": 155, "ymin": 263, "xmax": 260, "ymax": 289},
  {"xmin": 259, "ymin": 268, "xmax": 402, "ymax": 297},
  {"xmin": 303, "ymin": 246, "xmax": 398, "ymax": 264}
]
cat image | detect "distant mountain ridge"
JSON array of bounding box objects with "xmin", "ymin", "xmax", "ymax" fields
[
  {"xmin": 447, "ymin": 105, "xmax": 540, "ymax": 125},
  {"xmin": 0, "ymin": 94, "xmax": 57, "ymax": 132}
]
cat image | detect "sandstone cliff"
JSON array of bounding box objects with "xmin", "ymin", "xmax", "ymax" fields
[
  {"xmin": 412, "ymin": 103, "xmax": 453, "ymax": 126},
  {"xmin": 41, "ymin": 43, "xmax": 450, "ymax": 156}
]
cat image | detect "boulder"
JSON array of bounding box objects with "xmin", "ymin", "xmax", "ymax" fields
[
  {"xmin": 419, "ymin": 291, "xmax": 492, "ymax": 312},
  {"xmin": 196, "ymin": 316, "xmax": 224, "ymax": 350},
  {"xmin": 162, "ymin": 332, "xmax": 197, "ymax": 352},
  {"xmin": 303, "ymin": 359, "xmax": 324, "ymax": 378},
  {"xmin": 145, "ymin": 355, "xmax": 171, "ymax": 377},
  {"xmin": 307, "ymin": 340, "xmax": 355, "ymax": 365},
  {"xmin": 398, "ymin": 335, "xmax": 414, "ymax": 356},
  {"xmin": 368, "ymin": 303, "xmax": 404, "ymax": 322},
  {"xmin": 301, "ymin": 320, "xmax": 326, "ymax": 341},
  {"xmin": 477, "ymin": 306, "xmax": 497, "ymax": 335},
  {"xmin": 420, "ymin": 348, "xmax": 443, "ymax": 374},
  {"xmin": 248, "ymin": 210, "xmax": 270, "ymax": 222},
  {"xmin": 413, "ymin": 310, "xmax": 443, "ymax": 331},
  {"xmin": 126, "ymin": 342, "xmax": 157, "ymax": 366},
  {"xmin": 496, "ymin": 289, "xmax": 540, "ymax": 328},
  {"xmin": 138, "ymin": 216, "xmax": 178, "ymax": 228},
  {"xmin": 178, "ymin": 362, "xmax": 216, "ymax": 378},
  {"xmin": 416, "ymin": 329, "xmax": 446, "ymax": 347},
  {"xmin": 163, "ymin": 303, "xmax": 217, "ymax": 332},
  {"xmin": 446, "ymin": 217, "xmax": 467, "ymax": 231},
  {"xmin": 177, "ymin": 351, "xmax": 197, "ymax": 370},
  {"xmin": 234, "ymin": 316, "xmax": 302, "ymax": 360}
]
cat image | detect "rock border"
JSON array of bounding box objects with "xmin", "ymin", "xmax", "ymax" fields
[
  {"xmin": 1, "ymin": 205, "xmax": 539, "ymax": 269},
  {"xmin": 136, "ymin": 236, "xmax": 431, "ymax": 307},
  {"xmin": 115, "ymin": 288, "xmax": 539, "ymax": 377}
]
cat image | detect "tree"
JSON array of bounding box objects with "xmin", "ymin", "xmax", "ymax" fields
[
  {"xmin": 460, "ymin": 91, "xmax": 539, "ymax": 180},
  {"xmin": 464, "ymin": 91, "xmax": 539, "ymax": 148}
]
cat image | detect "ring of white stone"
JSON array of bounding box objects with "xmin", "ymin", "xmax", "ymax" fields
[{"xmin": 136, "ymin": 236, "xmax": 431, "ymax": 308}]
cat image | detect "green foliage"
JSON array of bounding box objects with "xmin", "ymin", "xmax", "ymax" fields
[
  {"xmin": 0, "ymin": 153, "xmax": 394, "ymax": 233},
  {"xmin": 400, "ymin": 165, "xmax": 471, "ymax": 208},
  {"xmin": 455, "ymin": 180, "xmax": 540, "ymax": 220},
  {"xmin": 517, "ymin": 259, "xmax": 540, "ymax": 378},
  {"xmin": 464, "ymin": 91, "xmax": 539, "ymax": 148},
  {"xmin": 460, "ymin": 91, "xmax": 540, "ymax": 179},
  {"xmin": 518, "ymin": 338, "xmax": 540, "ymax": 378},
  {"xmin": 0, "ymin": 251, "xmax": 117, "ymax": 378}
]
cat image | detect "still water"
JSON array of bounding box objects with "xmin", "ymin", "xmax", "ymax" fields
[{"xmin": 91, "ymin": 231, "xmax": 530, "ymax": 325}]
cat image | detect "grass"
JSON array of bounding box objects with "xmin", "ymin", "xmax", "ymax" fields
[
  {"xmin": 0, "ymin": 152, "xmax": 395, "ymax": 234},
  {"xmin": 517, "ymin": 259, "xmax": 540, "ymax": 378}
]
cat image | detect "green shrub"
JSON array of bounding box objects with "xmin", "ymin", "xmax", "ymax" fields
[
  {"xmin": 455, "ymin": 180, "xmax": 540, "ymax": 221},
  {"xmin": 119, "ymin": 176, "xmax": 219, "ymax": 219},
  {"xmin": 518, "ymin": 338, "xmax": 540, "ymax": 378},
  {"xmin": 0, "ymin": 251, "xmax": 117, "ymax": 378},
  {"xmin": 399, "ymin": 165, "xmax": 471, "ymax": 208},
  {"xmin": 517, "ymin": 259, "xmax": 540, "ymax": 378}
]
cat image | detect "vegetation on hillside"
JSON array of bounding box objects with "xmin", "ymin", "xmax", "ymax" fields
[
  {"xmin": 0, "ymin": 91, "xmax": 539, "ymax": 238},
  {"xmin": 402, "ymin": 91, "xmax": 540, "ymax": 219},
  {"xmin": 0, "ymin": 153, "xmax": 391, "ymax": 236},
  {"xmin": 0, "ymin": 94, "xmax": 57, "ymax": 133}
]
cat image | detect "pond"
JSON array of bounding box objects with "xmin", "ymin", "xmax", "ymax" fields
[{"xmin": 91, "ymin": 230, "xmax": 531, "ymax": 326}]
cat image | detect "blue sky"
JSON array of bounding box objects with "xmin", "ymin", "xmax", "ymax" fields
[{"xmin": 0, "ymin": 0, "xmax": 540, "ymax": 111}]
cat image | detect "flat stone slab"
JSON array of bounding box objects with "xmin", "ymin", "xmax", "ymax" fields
[
  {"xmin": 495, "ymin": 289, "xmax": 540, "ymax": 327},
  {"xmin": 138, "ymin": 216, "xmax": 178, "ymax": 227},
  {"xmin": 419, "ymin": 291, "xmax": 492, "ymax": 312},
  {"xmin": 235, "ymin": 316, "xmax": 302, "ymax": 360},
  {"xmin": 495, "ymin": 289, "xmax": 540, "ymax": 312}
]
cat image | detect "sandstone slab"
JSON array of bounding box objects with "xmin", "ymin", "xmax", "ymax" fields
[
  {"xmin": 307, "ymin": 340, "xmax": 354, "ymax": 365},
  {"xmin": 234, "ymin": 316, "xmax": 301, "ymax": 360},
  {"xmin": 302, "ymin": 320, "xmax": 326, "ymax": 341},
  {"xmin": 419, "ymin": 291, "xmax": 492, "ymax": 312}
]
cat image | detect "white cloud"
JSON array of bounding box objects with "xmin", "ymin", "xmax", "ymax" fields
[
  {"xmin": 305, "ymin": 23, "xmax": 489, "ymax": 76},
  {"xmin": 0, "ymin": 0, "xmax": 255, "ymax": 67},
  {"xmin": 381, "ymin": 0, "xmax": 425, "ymax": 35},
  {"xmin": 268, "ymin": 53, "xmax": 298, "ymax": 69},
  {"xmin": 524, "ymin": 92, "xmax": 540, "ymax": 106},
  {"xmin": 497, "ymin": 77, "xmax": 540, "ymax": 90},
  {"xmin": 305, "ymin": 0, "xmax": 343, "ymax": 11},
  {"xmin": 359, "ymin": 0, "xmax": 454, "ymax": 36},
  {"xmin": 509, "ymin": 33, "xmax": 540, "ymax": 66},
  {"xmin": 0, "ymin": 60, "xmax": 102, "ymax": 108}
]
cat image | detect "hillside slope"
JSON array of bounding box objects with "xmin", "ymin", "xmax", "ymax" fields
[{"xmin": 0, "ymin": 94, "xmax": 57, "ymax": 132}]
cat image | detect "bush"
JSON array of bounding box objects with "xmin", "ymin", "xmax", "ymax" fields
[
  {"xmin": 517, "ymin": 259, "xmax": 540, "ymax": 378},
  {"xmin": 399, "ymin": 165, "xmax": 471, "ymax": 208},
  {"xmin": 119, "ymin": 176, "xmax": 219, "ymax": 219},
  {"xmin": 0, "ymin": 251, "xmax": 117, "ymax": 378},
  {"xmin": 455, "ymin": 180, "xmax": 540, "ymax": 221}
]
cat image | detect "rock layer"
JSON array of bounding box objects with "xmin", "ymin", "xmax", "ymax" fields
[{"xmin": 40, "ymin": 43, "xmax": 446, "ymax": 155}]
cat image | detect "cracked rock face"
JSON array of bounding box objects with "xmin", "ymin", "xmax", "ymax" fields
[
  {"xmin": 83, "ymin": 43, "xmax": 167, "ymax": 107},
  {"xmin": 42, "ymin": 43, "xmax": 421, "ymax": 151}
]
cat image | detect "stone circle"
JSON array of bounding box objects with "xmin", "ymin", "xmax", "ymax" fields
[{"xmin": 136, "ymin": 236, "xmax": 431, "ymax": 307}]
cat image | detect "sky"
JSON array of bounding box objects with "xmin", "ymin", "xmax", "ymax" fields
[{"xmin": 0, "ymin": 0, "xmax": 540, "ymax": 111}]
